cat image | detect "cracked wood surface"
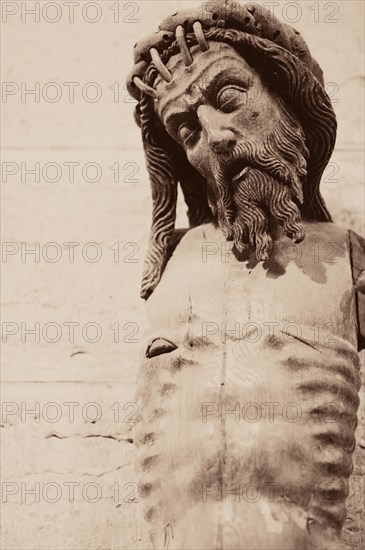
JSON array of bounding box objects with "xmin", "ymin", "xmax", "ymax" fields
[
  {"xmin": 136, "ymin": 223, "xmax": 365, "ymax": 549},
  {"xmin": 1, "ymin": 1, "xmax": 364, "ymax": 548}
]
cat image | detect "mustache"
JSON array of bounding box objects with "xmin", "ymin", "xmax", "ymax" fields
[{"xmin": 220, "ymin": 143, "xmax": 302, "ymax": 198}]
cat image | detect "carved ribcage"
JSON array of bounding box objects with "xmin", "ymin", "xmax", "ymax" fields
[{"xmin": 135, "ymin": 326, "xmax": 360, "ymax": 549}]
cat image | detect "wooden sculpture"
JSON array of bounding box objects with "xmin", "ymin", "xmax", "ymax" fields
[{"xmin": 127, "ymin": 2, "xmax": 364, "ymax": 548}]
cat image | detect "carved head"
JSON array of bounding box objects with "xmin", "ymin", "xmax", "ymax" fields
[{"xmin": 127, "ymin": 0, "xmax": 337, "ymax": 299}]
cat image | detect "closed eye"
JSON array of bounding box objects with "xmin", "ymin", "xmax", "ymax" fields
[
  {"xmin": 178, "ymin": 121, "xmax": 200, "ymax": 147},
  {"xmin": 216, "ymin": 85, "xmax": 248, "ymax": 113}
]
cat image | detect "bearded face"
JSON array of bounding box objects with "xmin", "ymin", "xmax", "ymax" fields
[{"xmin": 154, "ymin": 42, "xmax": 309, "ymax": 259}]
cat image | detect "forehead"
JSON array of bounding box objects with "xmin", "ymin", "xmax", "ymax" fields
[{"xmin": 154, "ymin": 42, "xmax": 255, "ymax": 120}]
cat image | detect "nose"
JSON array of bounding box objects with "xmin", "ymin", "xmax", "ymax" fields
[{"xmin": 197, "ymin": 105, "xmax": 236, "ymax": 154}]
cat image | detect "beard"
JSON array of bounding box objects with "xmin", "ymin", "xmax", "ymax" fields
[{"xmin": 207, "ymin": 104, "xmax": 309, "ymax": 260}]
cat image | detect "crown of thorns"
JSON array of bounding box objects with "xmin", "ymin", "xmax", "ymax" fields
[
  {"xmin": 126, "ymin": 0, "xmax": 325, "ymax": 100},
  {"xmin": 132, "ymin": 22, "xmax": 209, "ymax": 97}
]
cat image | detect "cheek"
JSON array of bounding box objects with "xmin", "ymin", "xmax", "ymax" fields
[{"xmin": 231, "ymin": 98, "xmax": 280, "ymax": 137}]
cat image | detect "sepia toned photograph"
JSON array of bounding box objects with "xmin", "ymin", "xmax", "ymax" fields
[{"xmin": 1, "ymin": 1, "xmax": 364, "ymax": 548}]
